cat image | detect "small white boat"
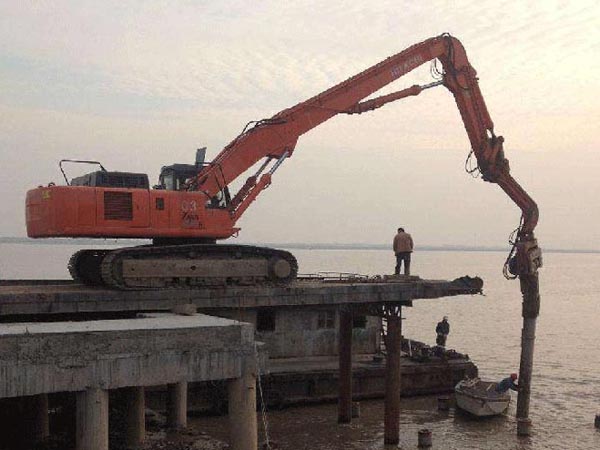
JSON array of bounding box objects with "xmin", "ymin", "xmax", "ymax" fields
[{"xmin": 454, "ymin": 378, "xmax": 511, "ymax": 417}]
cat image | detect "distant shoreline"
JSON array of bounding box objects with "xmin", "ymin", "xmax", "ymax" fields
[{"xmin": 1, "ymin": 236, "xmax": 598, "ymax": 254}]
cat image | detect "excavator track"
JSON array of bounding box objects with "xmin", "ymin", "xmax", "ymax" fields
[
  {"xmin": 68, "ymin": 249, "xmax": 111, "ymax": 286},
  {"xmin": 69, "ymin": 244, "xmax": 297, "ymax": 290}
]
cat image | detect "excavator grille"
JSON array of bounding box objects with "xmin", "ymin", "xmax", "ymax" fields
[{"xmin": 104, "ymin": 191, "xmax": 133, "ymax": 221}]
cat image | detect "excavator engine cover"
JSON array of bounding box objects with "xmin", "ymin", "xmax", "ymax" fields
[{"xmin": 70, "ymin": 171, "xmax": 149, "ymax": 189}]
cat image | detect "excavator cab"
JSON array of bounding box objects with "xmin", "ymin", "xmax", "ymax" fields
[
  {"xmin": 156, "ymin": 148, "xmax": 231, "ymax": 208},
  {"xmin": 157, "ymin": 147, "xmax": 207, "ymax": 191},
  {"xmin": 158, "ymin": 164, "xmax": 197, "ymax": 191}
]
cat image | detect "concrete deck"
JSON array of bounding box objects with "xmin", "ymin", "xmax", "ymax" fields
[
  {"xmin": 0, "ymin": 276, "xmax": 482, "ymax": 317},
  {"xmin": 0, "ymin": 313, "xmax": 253, "ymax": 399}
]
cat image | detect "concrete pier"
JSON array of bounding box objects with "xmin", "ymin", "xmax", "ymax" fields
[
  {"xmin": 338, "ymin": 307, "xmax": 353, "ymax": 423},
  {"xmin": 167, "ymin": 381, "xmax": 188, "ymax": 429},
  {"xmin": 0, "ymin": 314, "xmax": 253, "ymax": 398},
  {"xmin": 76, "ymin": 388, "xmax": 109, "ymax": 450},
  {"xmin": 0, "ymin": 276, "xmax": 484, "ymax": 317},
  {"xmin": 0, "ymin": 277, "xmax": 482, "ymax": 447},
  {"xmin": 123, "ymin": 386, "xmax": 145, "ymax": 448},
  {"xmin": 384, "ymin": 313, "xmax": 402, "ymax": 445},
  {"xmin": 0, "ymin": 313, "xmax": 257, "ymax": 448},
  {"xmin": 228, "ymin": 360, "xmax": 258, "ymax": 450}
]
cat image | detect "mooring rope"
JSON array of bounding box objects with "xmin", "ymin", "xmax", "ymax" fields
[{"xmin": 255, "ymin": 342, "xmax": 272, "ymax": 449}]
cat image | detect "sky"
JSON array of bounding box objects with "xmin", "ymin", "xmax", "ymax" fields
[{"xmin": 0, "ymin": 0, "xmax": 599, "ymax": 249}]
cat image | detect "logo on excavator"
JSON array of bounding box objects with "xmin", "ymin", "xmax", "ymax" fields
[
  {"xmin": 390, "ymin": 54, "xmax": 424, "ymax": 79},
  {"xmin": 181, "ymin": 200, "xmax": 202, "ymax": 228},
  {"xmin": 181, "ymin": 200, "xmax": 197, "ymax": 212}
]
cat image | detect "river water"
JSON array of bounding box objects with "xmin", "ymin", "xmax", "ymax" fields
[{"xmin": 1, "ymin": 244, "xmax": 599, "ymax": 449}]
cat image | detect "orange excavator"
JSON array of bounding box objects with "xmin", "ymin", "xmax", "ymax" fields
[{"xmin": 26, "ymin": 33, "xmax": 541, "ymax": 290}]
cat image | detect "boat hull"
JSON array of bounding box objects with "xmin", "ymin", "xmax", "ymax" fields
[{"xmin": 455, "ymin": 378, "xmax": 510, "ymax": 417}]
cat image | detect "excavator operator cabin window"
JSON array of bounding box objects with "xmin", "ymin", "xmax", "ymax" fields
[{"xmin": 162, "ymin": 173, "xmax": 175, "ymax": 191}]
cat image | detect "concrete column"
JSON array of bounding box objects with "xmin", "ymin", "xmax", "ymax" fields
[
  {"xmin": 384, "ymin": 314, "xmax": 402, "ymax": 446},
  {"xmin": 516, "ymin": 273, "xmax": 540, "ymax": 436},
  {"xmin": 228, "ymin": 360, "xmax": 258, "ymax": 450},
  {"xmin": 338, "ymin": 307, "xmax": 353, "ymax": 424},
  {"xmin": 123, "ymin": 386, "xmax": 145, "ymax": 448},
  {"xmin": 76, "ymin": 388, "xmax": 109, "ymax": 450},
  {"xmin": 166, "ymin": 381, "xmax": 188, "ymax": 429}
]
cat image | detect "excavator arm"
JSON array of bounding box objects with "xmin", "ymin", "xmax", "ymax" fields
[
  {"xmin": 436, "ymin": 36, "xmax": 541, "ymax": 278},
  {"xmin": 194, "ymin": 38, "xmax": 543, "ymax": 429},
  {"xmin": 192, "ymin": 35, "xmax": 541, "ymax": 280},
  {"xmin": 190, "ymin": 35, "xmax": 454, "ymax": 220}
]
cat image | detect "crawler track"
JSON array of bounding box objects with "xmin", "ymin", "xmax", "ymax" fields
[
  {"xmin": 68, "ymin": 249, "xmax": 111, "ymax": 285},
  {"xmin": 69, "ymin": 244, "xmax": 297, "ymax": 290}
]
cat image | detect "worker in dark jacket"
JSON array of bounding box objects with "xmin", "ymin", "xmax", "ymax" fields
[
  {"xmin": 393, "ymin": 227, "xmax": 414, "ymax": 275},
  {"xmin": 495, "ymin": 373, "xmax": 520, "ymax": 393},
  {"xmin": 435, "ymin": 316, "xmax": 450, "ymax": 346}
]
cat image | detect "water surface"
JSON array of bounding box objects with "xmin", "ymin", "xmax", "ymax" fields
[{"xmin": 1, "ymin": 244, "xmax": 599, "ymax": 449}]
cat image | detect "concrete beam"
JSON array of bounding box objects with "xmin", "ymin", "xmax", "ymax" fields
[{"xmin": 0, "ymin": 277, "xmax": 483, "ymax": 317}]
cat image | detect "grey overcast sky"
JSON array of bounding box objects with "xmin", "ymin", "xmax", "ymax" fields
[{"xmin": 1, "ymin": 1, "xmax": 599, "ymax": 249}]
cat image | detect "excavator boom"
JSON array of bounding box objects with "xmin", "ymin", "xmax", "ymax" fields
[{"xmin": 192, "ymin": 35, "xmax": 540, "ymax": 262}]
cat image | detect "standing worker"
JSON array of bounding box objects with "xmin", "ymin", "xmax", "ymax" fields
[
  {"xmin": 393, "ymin": 227, "xmax": 414, "ymax": 275},
  {"xmin": 435, "ymin": 316, "xmax": 450, "ymax": 347}
]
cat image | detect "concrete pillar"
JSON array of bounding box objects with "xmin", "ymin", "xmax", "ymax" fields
[
  {"xmin": 76, "ymin": 388, "xmax": 109, "ymax": 450},
  {"xmin": 166, "ymin": 381, "xmax": 188, "ymax": 429},
  {"xmin": 338, "ymin": 308, "xmax": 353, "ymax": 424},
  {"xmin": 516, "ymin": 273, "xmax": 540, "ymax": 436},
  {"xmin": 228, "ymin": 360, "xmax": 258, "ymax": 450},
  {"xmin": 123, "ymin": 386, "xmax": 145, "ymax": 448},
  {"xmin": 384, "ymin": 314, "xmax": 402, "ymax": 445}
]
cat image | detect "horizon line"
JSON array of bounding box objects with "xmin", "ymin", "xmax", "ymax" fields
[{"xmin": 0, "ymin": 236, "xmax": 598, "ymax": 254}]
